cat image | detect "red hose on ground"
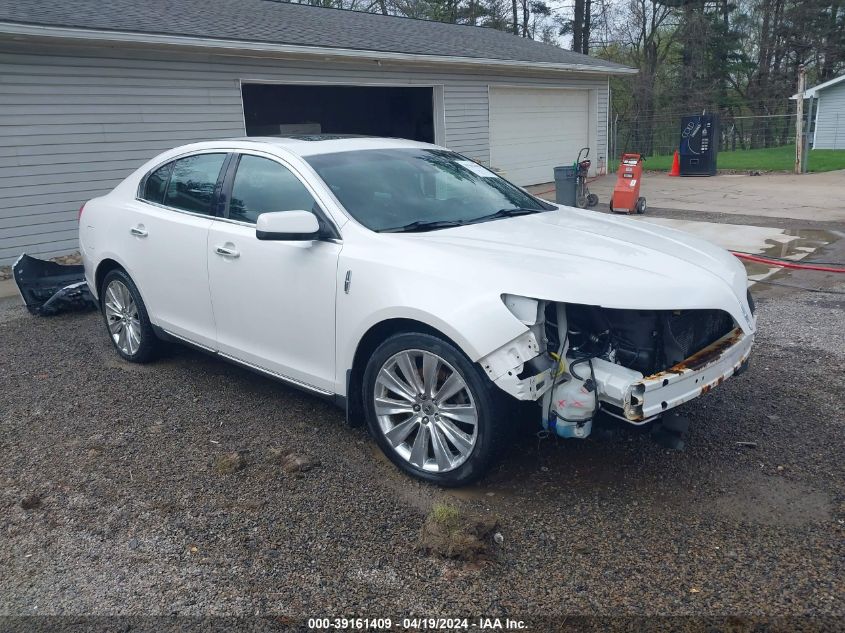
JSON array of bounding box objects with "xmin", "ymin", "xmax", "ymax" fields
[{"xmin": 732, "ymin": 252, "xmax": 845, "ymax": 273}]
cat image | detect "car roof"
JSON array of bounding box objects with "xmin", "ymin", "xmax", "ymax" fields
[{"xmin": 223, "ymin": 135, "xmax": 439, "ymax": 157}]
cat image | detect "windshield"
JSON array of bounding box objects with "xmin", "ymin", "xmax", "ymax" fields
[{"xmin": 305, "ymin": 148, "xmax": 554, "ymax": 232}]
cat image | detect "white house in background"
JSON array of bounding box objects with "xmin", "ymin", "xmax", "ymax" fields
[
  {"xmin": 0, "ymin": 0, "xmax": 635, "ymax": 265},
  {"xmin": 794, "ymin": 75, "xmax": 845, "ymax": 151}
]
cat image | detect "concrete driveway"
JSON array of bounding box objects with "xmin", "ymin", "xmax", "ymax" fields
[{"xmin": 531, "ymin": 170, "xmax": 845, "ymax": 223}]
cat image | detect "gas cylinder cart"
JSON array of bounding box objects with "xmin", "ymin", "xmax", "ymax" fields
[
  {"xmin": 575, "ymin": 147, "xmax": 599, "ymax": 208},
  {"xmin": 609, "ymin": 153, "xmax": 647, "ymax": 214}
]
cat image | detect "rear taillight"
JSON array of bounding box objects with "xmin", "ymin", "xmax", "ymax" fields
[{"xmin": 78, "ymin": 202, "xmax": 87, "ymax": 222}]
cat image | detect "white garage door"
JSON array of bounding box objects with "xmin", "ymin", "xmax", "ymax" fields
[{"xmin": 489, "ymin": 86, "xmax": 590, "ymax": 186}]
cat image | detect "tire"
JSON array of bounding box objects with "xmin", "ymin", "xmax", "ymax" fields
[
  {"xmin": 636, "ymin": 197, "xmax": 647, "ymax": 214},
  {"xmin": 586, "ymin": 193, "xmax": 599, "ymax": 208},
  {"xmin": 609, "ymin": 197, "xmax": 615, "ymax": 213},
  {"xmin": 362, "ymin": 332, "xmax": 506, "ymax": 487},
  {"xmin": 100, "ymin": 268, "xmax": 159, "ymax": 363}
]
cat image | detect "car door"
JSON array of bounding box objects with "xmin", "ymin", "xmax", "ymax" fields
[
  {"xmin": 119, "ymin": 151, "xmax": 229, "ymax": 349},
  {"xmin": 207, "ymin": 152, "xmax": 341, "ymax": 393}
]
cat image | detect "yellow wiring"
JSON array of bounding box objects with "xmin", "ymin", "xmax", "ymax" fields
[{"xmin": 550, "ymin": 352, "xmax": 567, "ymax": 377}]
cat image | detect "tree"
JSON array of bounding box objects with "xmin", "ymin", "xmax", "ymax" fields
[
  {"xmin": 604, "ymin": 1, "xmax": 675, "ymax": 155},
  {"xmin": 570, "ymin": 0, "xmax": 592, "ymax": 53}
]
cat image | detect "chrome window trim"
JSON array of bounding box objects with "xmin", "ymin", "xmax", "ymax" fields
[
  {"xmin": 134, "ymin": 198, "xmax": 343, "ymax": 244},
  {"xmin": 134, "ymin": 198, "xmax": 218, "ymax": 222}
]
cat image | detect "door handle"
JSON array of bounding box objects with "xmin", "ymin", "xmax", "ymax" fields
[
  {"xmin": 130, "ymin": 226, "xmax": 148, "ymax": 237},
  {"xmin": 214, "ymin": 245, "xmax": 240, "ymax": 258}
]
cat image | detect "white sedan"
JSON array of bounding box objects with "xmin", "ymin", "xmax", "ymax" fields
[{"xmin": 80, "ymin": 136, "xmax": 755, "ymax": 486}]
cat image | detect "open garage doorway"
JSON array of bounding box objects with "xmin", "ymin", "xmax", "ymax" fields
[{"xmin": 241, "ymin": 83, "xmax": 438, "ymax": 143}]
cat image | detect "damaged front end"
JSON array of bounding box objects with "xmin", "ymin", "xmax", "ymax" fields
[
  {"xmin": 479, "ymin": 294, "xmax": 755, "ymax": 438},
  {"xmin": 12, "ymin": 254, "xmax": 96, "ymax": 316}
]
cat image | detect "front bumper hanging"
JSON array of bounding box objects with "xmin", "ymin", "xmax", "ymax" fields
[{"xmin": 12, "ymin": 254, "xmax": 96, "ymax": 316}]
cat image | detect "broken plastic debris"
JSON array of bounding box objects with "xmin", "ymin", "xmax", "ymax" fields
[{"xmin": 12, "ymin": 254, "xmax": 95, "ymax": 316}]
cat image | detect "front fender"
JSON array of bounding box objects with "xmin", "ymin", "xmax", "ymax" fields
[{"xmin": 334, "ymin": 241, "xmax": 528, "ymax": 395}]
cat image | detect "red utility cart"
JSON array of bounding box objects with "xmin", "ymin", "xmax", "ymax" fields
[{"xmin": 609, "ymin": 153, "xmax": 647, "ymax": 214}]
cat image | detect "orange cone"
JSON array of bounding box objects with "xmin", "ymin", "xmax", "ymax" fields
[{"xmin": 668, "ymin": 150, "xmax": 681, "ymax": 177}]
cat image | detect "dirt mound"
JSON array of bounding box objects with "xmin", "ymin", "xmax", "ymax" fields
[{"xmin": 418, "ymin": 503, "xmax": 499, "ymax": 561}]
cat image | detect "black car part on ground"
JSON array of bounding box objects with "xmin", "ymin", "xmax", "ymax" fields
[
  {"xmin": 561, "ymin": 304, "xmax": 736, "ymax": 375},
  {"xmin": 13, "ymin": 254, "xmax": 96, "ymax": 316}
]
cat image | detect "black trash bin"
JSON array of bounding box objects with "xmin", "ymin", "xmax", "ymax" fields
[{"xmin": 553, "ymin": 165, "xmax": 577, "ymax": 207}]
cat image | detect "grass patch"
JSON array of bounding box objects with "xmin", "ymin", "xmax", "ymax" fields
[
  {"xmin": 609, "ymin": 145, "xmax": 845, "ymax": 173},
  {"xmin": 419, "ymin": 503, "xmax": 499, "ymax": 561},
  {"xmin": 430, "ymin": 503, "xmax": 462, "ymax": 529}
]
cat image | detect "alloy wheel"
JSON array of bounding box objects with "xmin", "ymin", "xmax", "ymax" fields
[
  {"xmin": 103, "ymin": 279, "xmax": 141, "ymax": 356},
  {"xmin": 373, "ymin": 349, "xmax": 479, "ymax": 473}
]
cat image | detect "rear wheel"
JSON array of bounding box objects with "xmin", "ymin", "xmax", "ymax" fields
[
  {"xmin": 363, "ymin": 332, "xmax": 505, "ymax": 487},
  {"xmin": 100, "ymin": 269, "xmax": 159, "ymax": 363},
  {"xmin": 636, "ymin": 197, "xmax": 647, "ymax": 214},
  {"xmin": 586, "ymin": 193, "xmax": 599, "ymax": 208}
]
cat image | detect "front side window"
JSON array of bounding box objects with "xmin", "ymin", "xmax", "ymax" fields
[
  {"xmin": 305, "ymin": 148, "xmax": 553, "ymax": 232},
  {"xmin": 161, "ymin": 153, "xmax": 227, "ymax": 215},
  {"xmin": 228, "ymin": 155, "xmax": 317, "ymax": 224}
]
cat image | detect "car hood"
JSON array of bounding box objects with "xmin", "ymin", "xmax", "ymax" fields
[{"xmin": 396, "ymin": 207, "xmax": 755, "ymax": 333}]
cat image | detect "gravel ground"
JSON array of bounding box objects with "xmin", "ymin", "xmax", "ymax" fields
[{"xmin": 1, "ymin": 230, "xmax": 843, "ymax": 630}]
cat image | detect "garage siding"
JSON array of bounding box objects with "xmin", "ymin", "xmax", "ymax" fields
[
  {"xmin": 0, "ymin": 41, "xmax": 609, "ymax": 264},
  {"xmin": 813, "ymin": 82, "xmax": 845, "ymax": 150}
]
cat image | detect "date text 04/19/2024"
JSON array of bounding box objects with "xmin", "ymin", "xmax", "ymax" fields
[{"xmin": 307, "ymin": 617, "xmax": 527, "ymax": 630}]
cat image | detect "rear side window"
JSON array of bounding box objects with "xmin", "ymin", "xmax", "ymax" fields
[
  {"xmin": 162, "ymin": 153, "xmax": 227, "ymax": 215},
  {"xmin": 228, "ymin": 155, "xmax": 316, "ymax": 224},
  {"xmin": 141, "ymin": 162, "xmax": 173, "ymax": 205}
]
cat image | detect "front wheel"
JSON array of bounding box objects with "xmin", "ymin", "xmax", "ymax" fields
[{"xmin": 362, "ymin": 332, "xmax": 505, "ymax": 487}]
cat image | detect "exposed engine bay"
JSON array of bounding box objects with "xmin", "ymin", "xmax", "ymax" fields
[
  {"xmin": 550, "ymin": 304, "xmax": 736, "ymax": 376},
  {"xmin": 479, "ymin": 295, "xmax": 754, "ymax": 439}
]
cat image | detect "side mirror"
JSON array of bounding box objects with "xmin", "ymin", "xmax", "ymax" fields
[{"xmin": 256, "ymin": 210, "xmax": 321, "ymax": 241}]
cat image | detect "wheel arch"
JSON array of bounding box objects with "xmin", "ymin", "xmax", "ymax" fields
[
  {"xmin": 94, "ymin": 258, "xmax": 126, "ymax": 299},
  {"xmin": 345, "ymin": 318, "xmax": 467, "ymax": 426}
]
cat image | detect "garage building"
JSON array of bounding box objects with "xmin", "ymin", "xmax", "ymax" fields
[{"xmin": 0, "ymin": 0, "xmax": 634, "ymax": 264}]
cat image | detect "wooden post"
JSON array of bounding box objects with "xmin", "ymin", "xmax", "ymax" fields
[{"xmin": 795, "ymin": 65, "xmax": 806, "ymax": 174}]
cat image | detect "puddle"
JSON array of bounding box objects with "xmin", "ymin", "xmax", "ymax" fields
[
  {"xmin": 748, "ymin": 228, "xmax": 840, "ymax": 284},
  {"xmin": 634, "ymin": 219, "xmax": 840, "ymax": 284},
  {"xmin": 759, "ymin": 228, "xmax": 838, "ymax": 259}
]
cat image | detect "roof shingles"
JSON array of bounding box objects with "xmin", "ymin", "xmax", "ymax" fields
[{"xmin": 0, "ymin": 0, "xmax": 630, "ymax": 70}]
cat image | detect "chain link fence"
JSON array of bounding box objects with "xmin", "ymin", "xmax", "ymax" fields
[{"xmin": 609, "ymin": 108, "xmax": 802, "ymax": 160}]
